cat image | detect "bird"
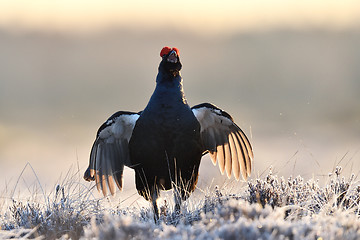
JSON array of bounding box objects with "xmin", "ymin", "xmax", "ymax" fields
[{"xmin": 84, "ymin": 46, "xmax": 253, "ymax": 220}]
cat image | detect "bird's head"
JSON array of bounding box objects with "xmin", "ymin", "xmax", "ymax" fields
[{"xmin": 159, "ymin": 46, "xmax": 182, "ymax": 77}]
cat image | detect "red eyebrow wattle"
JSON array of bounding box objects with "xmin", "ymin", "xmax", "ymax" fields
[{"xmin": 160, "ymin": 46, "xmax": 180, "ymax": 57}]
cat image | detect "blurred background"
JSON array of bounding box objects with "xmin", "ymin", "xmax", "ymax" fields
[{"xmin": 0, "ymin": 1, "xmax": 359, "ymax": 199}]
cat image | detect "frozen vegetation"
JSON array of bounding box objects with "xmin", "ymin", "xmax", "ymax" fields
[{"xmin": 1, "ymin": 166, "xmax": 359, "ymax": 239}]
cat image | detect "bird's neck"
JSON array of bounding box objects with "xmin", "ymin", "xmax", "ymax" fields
[
  {"xmin": 150, "ymin": 73, "xmax": 188, "ymax": 105},
  {"xmin": 156, "ymin": 70, "xmax": 181, "ymax": 84}
]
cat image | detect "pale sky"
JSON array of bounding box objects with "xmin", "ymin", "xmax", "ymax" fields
[{"xmin": 0, "ymin": 0, "xmax": 359, "ymax": 33}]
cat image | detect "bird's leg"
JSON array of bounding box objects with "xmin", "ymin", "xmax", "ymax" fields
[
  {"xmin": 173, "ymin": 185, "xmax": 182, "ymax": 214},
  {"xmin": 151, "ymin": 190, "xmax": 160, "ymax": 222}
]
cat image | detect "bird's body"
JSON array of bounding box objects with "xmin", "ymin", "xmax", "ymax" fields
[
  {"xmin": 84, "ymin": 47, "xmax": 253, "ymax": 220},
  {"xmin": 130, "ymin": 72, "xmax": 202, "ymax": 203}
]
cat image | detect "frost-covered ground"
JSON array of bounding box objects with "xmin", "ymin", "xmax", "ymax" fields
[{"xmin": 1, "ymin": 166, "xmax": 359, "ymax": 240}]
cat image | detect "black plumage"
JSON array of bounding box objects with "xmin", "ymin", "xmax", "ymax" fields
[{"xmin": 84, "ymin": 47, "xmax": 253, "ymax": 220}]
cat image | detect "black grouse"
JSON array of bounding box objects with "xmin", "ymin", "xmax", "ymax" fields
[{"xmin": 84, "ymin": 46, "xmax": 253, "ymax": 219}]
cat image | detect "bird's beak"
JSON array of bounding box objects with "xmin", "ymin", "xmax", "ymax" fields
[{"xmin": 167, "ymin": 50, "xmax": 178, "ymax": 63}]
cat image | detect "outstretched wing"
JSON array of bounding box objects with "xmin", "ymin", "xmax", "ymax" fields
[
  {"xmin": 84, "ymin": 111, "xmax": 140, "ymax": 196},
  {"xmin": 192, "ymin": 103, "xmax": 253, "ymax": 180}
]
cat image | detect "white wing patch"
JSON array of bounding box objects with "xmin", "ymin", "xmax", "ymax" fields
[
  {"xmin": 100, "ymin": 114, "xmax": 139, "ymax": 140},
  {"xmin": 192, "ymin": 104, "xmax": 253, "ymax": 181},
  {"xmin": 193, "ymin": 107, "xmax": 233, "ymax": 131}
]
